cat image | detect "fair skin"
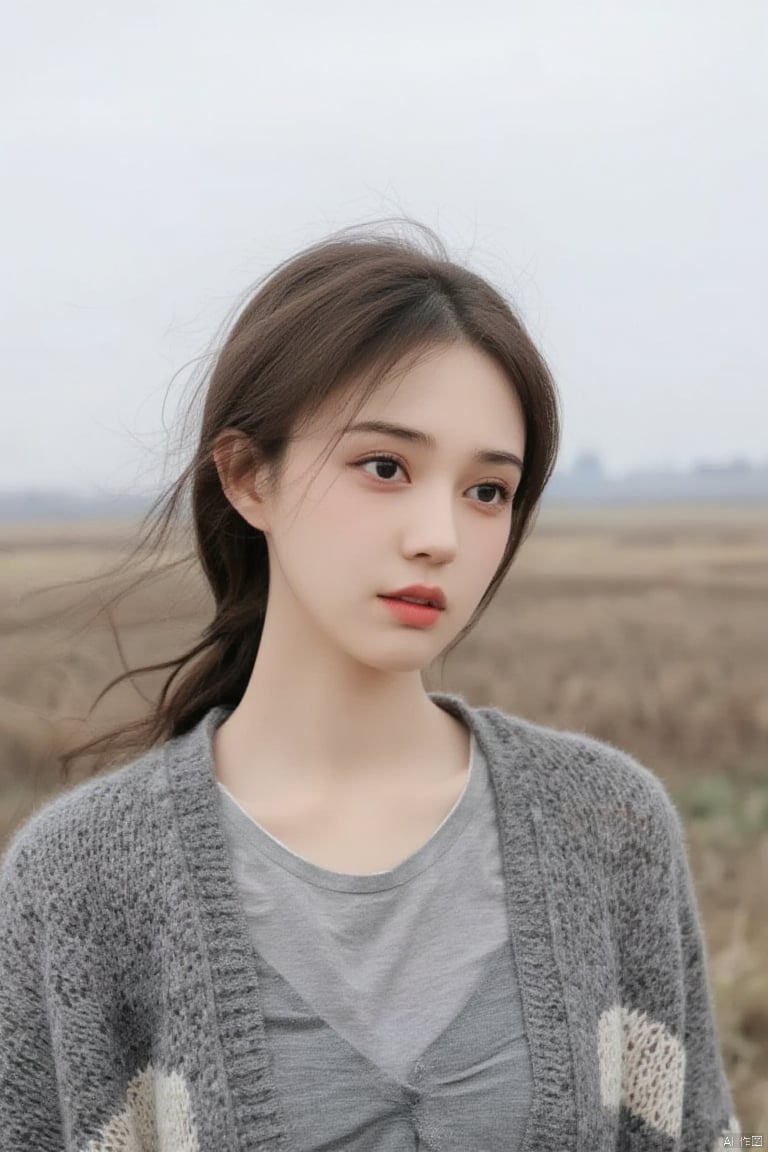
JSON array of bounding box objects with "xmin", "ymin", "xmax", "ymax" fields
[{"xmin": 211, "ymin": 341, "xmax": 526, "ymax": 869}]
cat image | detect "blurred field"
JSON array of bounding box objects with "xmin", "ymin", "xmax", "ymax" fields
[{"xmin": 1, "ymin": 503, "xmax": 766, "ymax": 1127}]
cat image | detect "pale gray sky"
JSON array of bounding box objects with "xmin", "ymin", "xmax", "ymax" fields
[{"xmin": 2, "ymin": 0, "xmax": 766, "ymax": 493}]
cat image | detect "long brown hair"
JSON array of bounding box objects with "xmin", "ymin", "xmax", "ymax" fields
[{"xmin": 40, "ymin": 218, "xmax": 561, "ymax": 779}]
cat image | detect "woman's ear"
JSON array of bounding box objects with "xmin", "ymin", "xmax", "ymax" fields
[{"xmin": 212, "ymin": 429, "xmax": 270, "ymax": 532}]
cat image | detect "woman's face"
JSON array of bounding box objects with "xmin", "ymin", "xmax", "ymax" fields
[{"xmin": 226, "ymin": 341, "xmax": 526, "ymax": 675}]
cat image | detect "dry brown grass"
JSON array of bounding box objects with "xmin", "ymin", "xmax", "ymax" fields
[{"xmin": 1, "ymin": 504, "xmax": 766, "ymax": 1128}]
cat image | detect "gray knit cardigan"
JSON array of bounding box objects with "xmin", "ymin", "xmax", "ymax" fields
[{"xmin": 0, "ymin": 691, "xmax": 740, "ymax": 1150}]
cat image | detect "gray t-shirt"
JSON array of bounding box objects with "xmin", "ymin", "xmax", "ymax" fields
[{"xmin": 216, "ymin": 729, "xmax": 533, "ymax": 1151}]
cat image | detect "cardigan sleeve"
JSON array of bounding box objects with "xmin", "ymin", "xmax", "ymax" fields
[
  {"xmin": 664, "ymin": 800, "xmax": 742, "ymax": 1152},
  {"xmin": 0, "ymin": 838, "xmax": 66, "ymax": 1151}
]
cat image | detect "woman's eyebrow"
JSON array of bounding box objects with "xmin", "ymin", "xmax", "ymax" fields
[{"xmin": 342, "ymin": 420, "xmax": 524, "ymax": 471}]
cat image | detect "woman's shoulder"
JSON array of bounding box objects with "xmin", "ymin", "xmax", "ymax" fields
[
  {"xmin": 469, "ymin": 698, "xmax": 680, "ymax": 843},
  {"xmin": 0, "ymin": 740, "xmax": 169, "ymax": 900}
]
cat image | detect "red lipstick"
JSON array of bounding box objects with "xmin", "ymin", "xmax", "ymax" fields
[
  {"xmin": 380, "ymin": 585, "xmax": 446, "ymax": 609},
  {"xmin": 377, "ymin": 584, "xmax": 446, "ymax": 629}
]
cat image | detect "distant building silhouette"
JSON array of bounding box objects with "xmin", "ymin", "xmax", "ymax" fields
[{"xmin": 694, "ymin": 457, "xmax": 753, "ymax": 475}]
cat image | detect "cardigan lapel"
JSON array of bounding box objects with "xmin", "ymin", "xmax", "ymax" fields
[
  {"xmin": 164, "ymin": 705, "xmax": 292, "ymax": 1150},
  {"xmin": 432, "ymin": 693, "xmax": 586, "ymax": 1151}
]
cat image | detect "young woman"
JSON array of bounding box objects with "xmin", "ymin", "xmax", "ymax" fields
[{"xmin": 0, "ymin": 222, "xmax": 740, "ymax": 1151}]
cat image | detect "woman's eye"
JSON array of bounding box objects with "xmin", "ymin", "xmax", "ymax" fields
[
  {"xmin": 354, "ymin": 456, "xmax": 512, "ymax": 508},
  {"xmin": 357, "ymin": 456, "xmax": 403, "ymax": 481}
]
